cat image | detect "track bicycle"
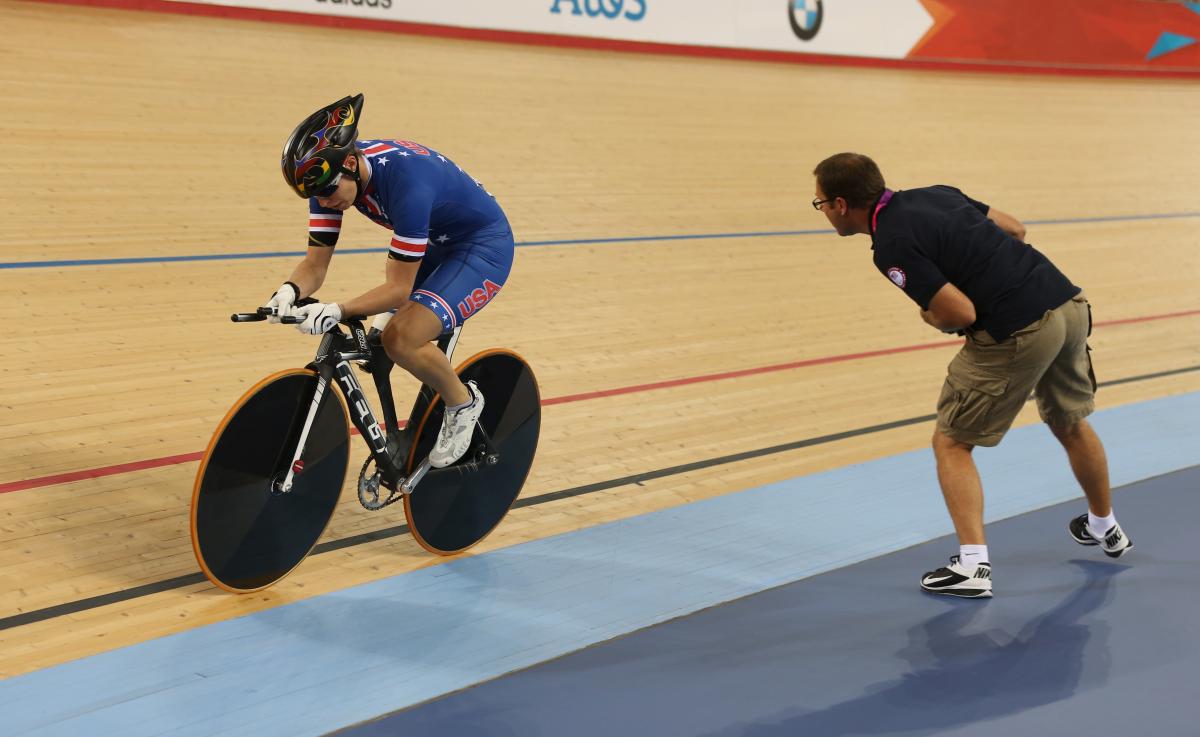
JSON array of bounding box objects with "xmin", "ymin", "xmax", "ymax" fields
[{"xmin": 189, "ymin": 303, "xmax": 541, "ymax": 593}]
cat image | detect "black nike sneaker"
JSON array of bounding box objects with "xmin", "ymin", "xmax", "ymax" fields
[
  {"xmin": 1069, "ymin": 514, "xmax": 1133, "ymax": 558},
  {"xmin": 920, "ymin": 555, "xmax": 993, "ymax": 598}
]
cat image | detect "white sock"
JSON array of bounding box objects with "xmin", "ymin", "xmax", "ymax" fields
[
  {"xmin": 446, "ymin": 385, "xmax": 476, "ymax": 413},
  {"xmin": 1088, "ymin": 511, "xmax": 1116, "ymax": 538},
  {"xmin": 959, "ymin": 545, "xmax": 989, "ymax": 569}
]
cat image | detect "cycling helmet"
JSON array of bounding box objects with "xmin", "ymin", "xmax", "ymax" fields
[{"xmin": 281, "ymin": 93, "xmax": 365, "ymax": 199}]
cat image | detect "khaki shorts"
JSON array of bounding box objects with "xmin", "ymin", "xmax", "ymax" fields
[{"xmin": 936, "ymin": 294, "xmax": 1097, "ymax": 447}]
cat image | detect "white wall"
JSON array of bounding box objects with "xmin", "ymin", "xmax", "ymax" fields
[{"xmin": 166, "ymin": 0, "xmax": 935, "ymax": 60}]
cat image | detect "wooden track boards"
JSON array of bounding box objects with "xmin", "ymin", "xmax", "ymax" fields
[{"xmin": 1, "ymin": 0, "xmax": 1198, "ymax": 677}]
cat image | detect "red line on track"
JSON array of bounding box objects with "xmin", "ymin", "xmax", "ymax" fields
[
  {"xmin": 1093, "ymin": 309, "xmax": 1200, "ymax": 328},
  {"xmin": 542, "ymin": 340, "xmax": 957, "ymax": 405},
  {"xmin": 3, "ymin": 308, "xmax": 1198, "ymax": 495},
  {"xmin": 0, "ymin": 452, "xmax": 205, "ymax": 495}
]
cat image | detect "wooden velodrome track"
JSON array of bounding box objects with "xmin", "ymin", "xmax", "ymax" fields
[{"xmin": 2, "ymin": 0, "xmax": 1199, "ymax": 679}]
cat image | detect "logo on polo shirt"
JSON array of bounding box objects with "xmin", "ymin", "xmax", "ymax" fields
[
  {"xmin": 887, "ymin": 267, "xmax": 907, "ymax": 288},
  {"xmin": 789, "ymin": 0, "xmax": 823, "ymax": 41}
]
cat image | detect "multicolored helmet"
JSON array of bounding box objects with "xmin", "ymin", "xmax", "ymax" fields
[{"xmin": 281, "ymin": 93, "xmax": 365, "ymax": 199}]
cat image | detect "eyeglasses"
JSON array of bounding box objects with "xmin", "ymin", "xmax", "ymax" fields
[
  {"xmin": 812, "ymin": 197, "xmax": 835, "ymax": 211},
  {"xmin": 312, "ymin": 172, "xmax": 344, "ymax": 199}
]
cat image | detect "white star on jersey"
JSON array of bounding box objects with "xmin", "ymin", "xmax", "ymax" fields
[
  {"xmin": 377, "ymin": 156, "xmax": 388, "ymax": 166},
  {"xmin": 436, "ymin": 234, "xmax": 449, "ymax": 243}
]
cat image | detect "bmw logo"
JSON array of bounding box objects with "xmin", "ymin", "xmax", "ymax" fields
[{"xmin": 789, "ymin": 0, "xmax": 823, "ymax": 41}]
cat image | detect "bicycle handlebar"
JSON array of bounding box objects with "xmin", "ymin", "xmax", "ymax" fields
[
  {"xmin": 230, "ymin": 301, "xmax": 367, "ymax": 329},
  {"xmin": 230, "ymin": 307, "xmax": 272, "ymax": 322},
  {"xmin": 231, "ymin": 298, "xmax": 320, "ymax": 323}
]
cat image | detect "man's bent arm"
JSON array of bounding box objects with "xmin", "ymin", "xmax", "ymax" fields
[
  {"xmin": 921, "ymin": 282, "xmax": 976, "ymax": 332},
  {"xmin": 987, "ymin": 207, "xmax": 1027, "ymax": 242}
]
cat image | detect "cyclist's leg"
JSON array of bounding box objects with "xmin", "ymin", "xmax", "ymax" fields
[
  {"xmin": 383, "ymin": 227, "xmax": 513, "ymax": 407},
  {"xmin": 391, "ymin": 230, "xmax": 513, "ymax": 466},
  {"xmin": 382, "ymin": 300, "xmax": 470, "ymax": 406}
]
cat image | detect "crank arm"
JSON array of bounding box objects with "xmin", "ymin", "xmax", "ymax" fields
[{"xmin": 401, "ymin": 457, "xmax": 433, "ymax": 495}]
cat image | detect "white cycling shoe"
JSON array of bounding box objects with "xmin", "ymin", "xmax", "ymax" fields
[{"xmin": 428, "ymin": 381, "xmax": 484, "ymax": 468}]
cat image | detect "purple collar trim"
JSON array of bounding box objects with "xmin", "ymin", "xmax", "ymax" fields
[{"xmin": 871, "ymin": 189, "xmax": 894, "ymax": 234}]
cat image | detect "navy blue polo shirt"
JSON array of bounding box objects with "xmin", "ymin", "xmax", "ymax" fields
[{"xmin": 870, "ymin": 185, "xmax": 1080, "ymax": 341}]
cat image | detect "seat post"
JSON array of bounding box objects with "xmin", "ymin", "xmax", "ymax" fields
[{"xmin": 436, "ymin": 325, "xmax": 464, "ymax": 362}]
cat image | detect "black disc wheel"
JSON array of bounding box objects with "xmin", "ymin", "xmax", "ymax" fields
[
  {"xmin": 404, "ymin": 350, "xmax": 540, "ymax": 555},
  {"xmin": 191, "ymin": 369, "xmax": 350, "ymax": 592}
]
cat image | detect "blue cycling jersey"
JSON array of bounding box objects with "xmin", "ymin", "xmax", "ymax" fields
[{"xmin": 306, "ymin": 139, "xmax": 509, "ymax": 263}]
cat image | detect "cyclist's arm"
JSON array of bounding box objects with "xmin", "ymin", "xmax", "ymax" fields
[
  {"xmin": 285, "ymin": 245, "xmax": 335, "ymax": 298},
  {"xmin": 287, "ymin": 201, "xmax": 344, "ymax": 296},
  {"xmin": 330, "ymin": 178, "xmax": 432, "ymax": 315},
  {"xmin": 337, "ymin": 257, "xmax": 420, "ymax": 318}
]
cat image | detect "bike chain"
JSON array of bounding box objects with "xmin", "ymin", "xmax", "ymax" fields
[{"xmin": 356, "ymin": 455, "xmax": 404, "ymax": 510}]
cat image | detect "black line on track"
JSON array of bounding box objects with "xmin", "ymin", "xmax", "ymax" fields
[{"xmin": 3, "ymin": 363, "xmax": 1198, "ymax": 631}]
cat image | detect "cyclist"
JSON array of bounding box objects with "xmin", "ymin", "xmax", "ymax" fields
[{"xmin": 268, "ymin": 93, "xmax": 514, "ymax": 468}]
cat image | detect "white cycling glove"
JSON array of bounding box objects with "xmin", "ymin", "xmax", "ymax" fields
[
  {"xmin": 294, "ymin": 302, "xmax": 343, "ymax": 335},
  {"xmin": 265, "ymin": 282, "xmax": 300, "ymax": 324}
]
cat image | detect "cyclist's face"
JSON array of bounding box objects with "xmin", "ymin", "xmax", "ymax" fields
[{"xmin": 316, "ymin": 155, "xmax": 358, "ymax": 210}]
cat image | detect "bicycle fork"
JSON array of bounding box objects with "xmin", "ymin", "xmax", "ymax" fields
[
  {"xmin": 274, "ymin": 372, "xmax": 334, "ymax": 495},
  {"xmin": 274, "ymin": 360, "xmax": 396, "ymax": 495}
]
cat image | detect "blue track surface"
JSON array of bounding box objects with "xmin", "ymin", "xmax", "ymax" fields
[
  {"xmin": 2, "ymin": 393, "xmax": 1197, "ymax": 736},
  {"xmin": 346, "ymin": 465, "xmax": 1200, "ymax": 737}
]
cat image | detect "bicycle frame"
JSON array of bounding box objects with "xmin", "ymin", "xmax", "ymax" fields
[{"xmin": 275, "ymin": 319, "xmax": 463, "ymax": 497}]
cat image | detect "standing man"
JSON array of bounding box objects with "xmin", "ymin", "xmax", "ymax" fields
[
  {"xmin": 812, "ymin": 152, "xmax": 1132, "ymax": 599},
  {"xmin": 269, "ymin": 93, "xmax": 515, "ymax": 468}
]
